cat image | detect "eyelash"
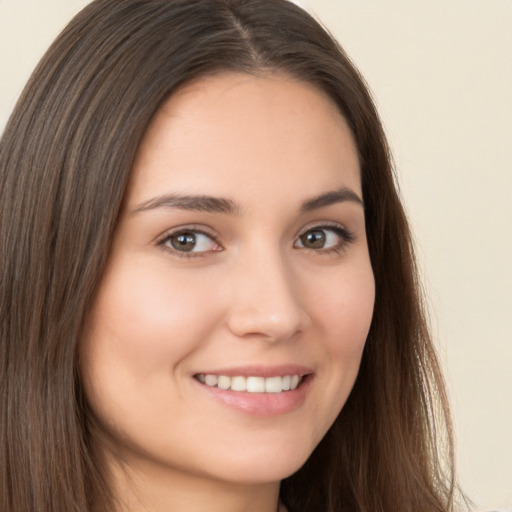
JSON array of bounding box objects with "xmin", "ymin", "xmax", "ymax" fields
[
  {"xmin": 157, "ymin": 223, "xmax": 355, "ymax": 259},
  {"xmin": 295, "ymin": 224, "xmax": 355, "ymax": 255},
  {"xmin": 157, "ymin": 226, "xmax": 221, "ymax": 259}
]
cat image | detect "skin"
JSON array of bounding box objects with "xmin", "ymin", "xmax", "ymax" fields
[{"xmin": 80, "ymin": 73, "xmax": 375, "ymax": 512}]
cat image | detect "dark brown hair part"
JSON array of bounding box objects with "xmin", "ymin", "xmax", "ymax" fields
[{"xmin": 0, "ymin": 1, "xmax": 460, "ymax": 511}]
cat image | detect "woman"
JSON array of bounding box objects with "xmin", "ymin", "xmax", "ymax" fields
[{"xmin": 0, "ymin": 0, "xmax": 459, "ymax": 511}]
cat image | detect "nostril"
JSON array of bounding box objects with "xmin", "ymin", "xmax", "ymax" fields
[{"xmin": 226, "ymin": 307, "xmax": 309, "ymax": 342}]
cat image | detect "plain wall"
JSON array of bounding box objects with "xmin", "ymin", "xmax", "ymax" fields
[{"xmin": 1, "ymin": 0, "xmax": 511, "ymax": 509}]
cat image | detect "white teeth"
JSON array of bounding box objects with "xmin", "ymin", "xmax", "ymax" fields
[
  {"xmin": 265, "ymin": 376, "xmax": 283, "ymax": 393},
  {"xmin": 204, "ymin": 374, "xmax": 218, "ymax": 387},
  {"xmin": 217, "ymin": 375, "xmax": 231, "ymax": 390},
  {"xmin": 230, "ymin": 376, "xmax": 247, "ymax": 392},
  {"xmin": 196, "ymin": 374, "xmax": 304, "ymax": 393},
  {"xmin": 246, "ymin": 376, "xmax": 265, "ymax": 393}
]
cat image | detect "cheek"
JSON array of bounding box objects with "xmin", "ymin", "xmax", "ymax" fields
[
  {"xmin": 86, "ymin": 258, "xmax": 217, "ymax": 359},
  {"xmin": 305, "ymin": 261, "xmax": 374, "ymax": 429},
  {"xmin": 79, "ymin": 256, "xmax": 222, "ymax": 419},
  {"xmin": 313, "ymin": 262, "xmax": 375, "ymax": 354}
]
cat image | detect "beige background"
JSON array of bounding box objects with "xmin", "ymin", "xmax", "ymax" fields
[{"xmin": 1, "ymin": 0, "xmax": 511, "ymax": 509}]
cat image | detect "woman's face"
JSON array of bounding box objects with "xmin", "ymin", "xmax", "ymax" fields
[{"xmin": 81, "ymin": 73, "xmax": 375, "ymax": 488}]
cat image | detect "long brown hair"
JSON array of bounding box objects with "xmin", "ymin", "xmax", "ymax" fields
[{"xmin": 0, "ymin": 1, "xmax": 458, "ymax": 510}]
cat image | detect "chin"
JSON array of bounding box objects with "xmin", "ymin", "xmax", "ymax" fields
[{"xmin": 195, "ymin": 433, "xmax": 320, "ymax": 485}]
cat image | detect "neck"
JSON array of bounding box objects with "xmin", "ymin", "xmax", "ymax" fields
[{"xmin": 107, "ymin": 458, "xmax": 282, "ymax": 512}]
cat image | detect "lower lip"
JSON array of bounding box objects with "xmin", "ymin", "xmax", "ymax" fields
[{"xmin": 195, "ymin": 376, "xmax": 312, "ymax": 417}]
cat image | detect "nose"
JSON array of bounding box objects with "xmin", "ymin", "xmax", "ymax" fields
[{"xmin": 225, "ymin": 249, "xmax": 311, "ymax": 342}]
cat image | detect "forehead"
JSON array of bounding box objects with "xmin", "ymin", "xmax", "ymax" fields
[{"xmin": 127, "ymin": 72, "xmax": 361, "ymax": 209}]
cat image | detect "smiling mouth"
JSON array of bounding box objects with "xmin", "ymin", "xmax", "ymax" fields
[{"xmin": 195, "ymin": 374, "xmax": 305, "ymax": 393}]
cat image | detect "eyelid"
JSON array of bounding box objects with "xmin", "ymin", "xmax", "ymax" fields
[
  {"xmin": 156, "ymin": 225, "xmax": 223, "ymax": 257},
  {"xmin": 294, "ymin": 222, "xmax": 355, "ymax": 252},
  {"xmin": 296, "ymin": 221, "xmax": 353, "ymax": 239}
]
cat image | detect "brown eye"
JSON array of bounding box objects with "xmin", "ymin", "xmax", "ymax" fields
[
  {"xmin": 170, "ymin": 232, "xmax": 197, "ymax": 252},
  {"xmin": 299, "ymin": 230, "xmax": 326, "ymax": 249},
  {"xmin": 294, "ymin": 225, "xmax": 354, "ymax": 252},
  {"xmin": 161, "ymin": 230, "xmax": 221, "ymax": 254}
]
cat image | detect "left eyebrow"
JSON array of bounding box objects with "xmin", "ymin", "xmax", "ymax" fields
[
  {"xmin": 132, "ymin": 194, "xmax": 239, "ymax": 215},
  {"xmin": 300, "ymin": 187, "xmax": 364, "ymax": 212}
]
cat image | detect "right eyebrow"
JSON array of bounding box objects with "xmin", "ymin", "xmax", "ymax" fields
[
  {"xmin": 300, "ymin": 186, "xmax": 364, "ymax": 212},
  {"xmin": 132, "ymin": 193, "xmax": 240, "ymax": 215}
]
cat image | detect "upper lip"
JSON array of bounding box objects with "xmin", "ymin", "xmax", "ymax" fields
[{"xmin": 194, "ymin": 364, "xmax": 313, "ymax": 378}]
